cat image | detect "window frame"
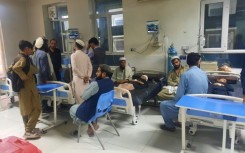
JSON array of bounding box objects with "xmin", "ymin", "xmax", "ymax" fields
[
  {"xmin": 200, "ymin": 0, "xmax": 245, "ymax": 53},
  {"xmin": 92, "ymin": 0, "xmax": 124, "ymax": 55}
]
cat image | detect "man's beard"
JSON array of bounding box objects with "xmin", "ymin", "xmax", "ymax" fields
[
  {"xmin": 174, "ymin": 65, "xmax": 180, "ymax": 70},
  {"xmin": 120, "ymin": 66, "xmax": 125, "ymax": 70}
]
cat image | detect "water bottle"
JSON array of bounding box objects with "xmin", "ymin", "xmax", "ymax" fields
[{"xmin": 168, "ymin": 43, "xmax": 177, "ymax": 72}]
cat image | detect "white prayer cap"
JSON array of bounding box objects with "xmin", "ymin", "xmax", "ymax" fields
[
  {"xmin": 171, "ymin": 56, "xmax": 180, "ymax": 61},
  {"xmin": 141, "ymin": 75, "xmax": 148, "ymax": 81},
  {"xmin": 75, "ymin": 39, "xmax": 85, "ymax": 47},
  {"xmin": 119, "ymin": 57, "xmax": 126, "ymax": 61},
  {"xmin": 35, "ymin": 37, "xmax": 44, "ymax": 49}
]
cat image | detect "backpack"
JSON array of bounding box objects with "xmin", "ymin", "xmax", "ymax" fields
[{"xmin": 7, "ymin": 54, "xmax": 30, "ymax": 92}]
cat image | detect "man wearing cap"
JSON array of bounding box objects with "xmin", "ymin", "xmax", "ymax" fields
[
  {"xmin": 111, "ymin": 57, "xmax": 133, "ymax": 85},
  {"xmin": 71, "ymin": 39, "xmax": 93, "ymax": 104},
  {"xmin": 69, "ymin": 64, "xmax": 113, "ymax": 137},
  {"xmin": 32, "ymin": 36, "xmax": 51, "ymax": 85},
  {"xmin": 160, "ymin": 53, "xmax": 208, "ymax": 132},
  {"xmin": 157, "ymin": 56, "xmax": 185, "ymax": 100}
]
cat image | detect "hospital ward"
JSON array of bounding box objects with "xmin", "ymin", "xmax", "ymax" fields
[{"xmin": 1, "ymin": 0, "xmax": 245, "ymax": 153}]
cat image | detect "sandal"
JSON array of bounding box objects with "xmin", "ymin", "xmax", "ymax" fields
[
  {"xmin": 32, "ymin": 128, "xmax": 47, "ymax": 134},
  {"xmin": 24, "ymin": 131, "xmax": 41, "ymax": 140},
  {"xmin": 87, "ymin": 129, "xmax": 94, "ymax": 137}
]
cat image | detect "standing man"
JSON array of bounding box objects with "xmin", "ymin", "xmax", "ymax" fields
[
  {"xmin": 71, "ymin": 39, "xmax": 93, "ymax": 104},
  {"xmin": 70, "ymin": 64, "xmax": 113, "ymax": 136},
  {"xmin": 88, "ymin": 37, "xmax": 106, "ymax": 78},
  {"xmin": 32, "ymin": 36, "xmax": 51, "ymax": 85},
  {"xmin": 160, "ymin": 52, "xmax": 208, "ymax": 132},
  {"xmin": 111, "ymin": 57, "xmax": 133, "ymax": 85},
  {"xmin": 157, "ymin": 56, "xmax": 185, "ymax": 100},
  {"xmin": 12, "ymin": 40, "xmax": 41, "ymax": 139},
  {"xmin": 48, "ymin": 38, "xmax": 62, "ymax": 81}
]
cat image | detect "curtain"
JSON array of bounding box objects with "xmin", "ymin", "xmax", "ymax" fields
[{"xmin": 0, "ymin": 20, "xmax": 7, "ymax": 78}]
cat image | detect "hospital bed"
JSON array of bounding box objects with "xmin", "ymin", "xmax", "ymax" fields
[
  {"xmin": 178, "ymin": 94, "xmax": 244, "ymax": 144},
  {"xmin": 112, "ymin": 81, "xmax": 161, "ymax": 125},
  {"xmin": 0, "ymin": 78, "xmax": 16, "ymax": 103},
  {"xmin": 112, "ymin": 87, "xmax": 140, "ymax": 125},
  {"xmin": 206, "ymin": 71, "xmax": 240, "ymax": 84},
  {"xmin": 40, "ymin": 81, "xmax": 75, "ymax": 105}
]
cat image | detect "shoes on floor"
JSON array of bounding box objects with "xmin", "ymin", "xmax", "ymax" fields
[
  {"xmin": 173, "ymin": 122, "xmax": 181, "ymax": 128},
  {"xmin": 23, "ymin": 131, "xmax": 41, "ymax": 140},
  {"xmin": 160, "ymin": 125, "xmax": 176, "ymax": 132},
  {"xmin": 32, "ymin": 128, "xmax": 47, "ymax": 135},
  {"xmin": 87, "ymin": 124, "xmax": 99, "ymax": 137}
]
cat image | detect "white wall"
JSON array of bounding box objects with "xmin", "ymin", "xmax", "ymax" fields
[
  {"xmin": 0, "ymin": 0, "xmax": 29, "ymax": 66},
  {"xmin": 123, "ymin": 0, "xmax": 200, "ymax": 72},
  {"xmin": 26, "ymin": 0, "xmax": 94, "ymax": 42},
  {"xmin": 1, "ymin": 0, "xmax": 201, "ymax": 71}
]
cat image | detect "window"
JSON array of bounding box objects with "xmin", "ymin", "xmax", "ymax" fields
[
  {"xmin": 200, "ymin": 0, "xmax": 245, "ymax": 53},
  {"xmin": 200, "ymin": 0, "xmax": 245, "ymax": 68},
  {"xmin": 93, "ymin": 0, "xmax": 124, "ymax": 53},
  {"xmin": 45, "ymin": 4, "xmax": 69, "ymax": 52}
]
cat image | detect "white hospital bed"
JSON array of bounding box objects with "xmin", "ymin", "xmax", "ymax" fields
[
  {"xmin": 179, "ymin": 94, "xmax": 244, "ymax": 144},
  {"xmin": 112, "ymin": 87, "xmax": 141, "ymax": 125},
  {"xmin": 40, "ymin": 81, "xmax": 75, "ymax": 105},
  {"xmin": 206, "ymin": 71, "xmax": 240, "ymax": 83},
  {"xmin": 0, "ymin": 78, "xmax": 14, "ymax": 96},
  {"xmin": 0, "ymin": 78, "xmax": 17, "ymax": 103}
]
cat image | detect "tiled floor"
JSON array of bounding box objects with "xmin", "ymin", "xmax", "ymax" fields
[{"xmin": 1, "ymin": 104, "xmax": 245, "ymax": 153}]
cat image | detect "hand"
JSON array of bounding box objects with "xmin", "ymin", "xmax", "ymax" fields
[{"xmin": 83, "ymin": 76, "xmax": 89, "ymax": 83}]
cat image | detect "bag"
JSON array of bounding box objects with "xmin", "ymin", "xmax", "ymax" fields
[
  {"xmin": 7, "ymin": 54, "xmax": 30, "ymax": 92},
  {"xmin": 7, "ymin": 69, "xmax": 24, "ymax": 92},
  {"xmin": 0, "ymin": 136, "xmax": 42, "ymax": 153}
]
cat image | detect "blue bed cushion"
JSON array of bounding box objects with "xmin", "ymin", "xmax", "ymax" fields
[
  {"xmin": 0, "ymin": 85, "xmax": 9, "ymax": 90},
  {"xmin": 41, "ymin": 91, "xmax": 68, "ymax": 97},
  {"xmin": 113, "ymin": 98, "xmax": 127, "ymax": 106},
  {"xmin": 187, "ymin": 109, "xmax": 245, "ymax": 122}
]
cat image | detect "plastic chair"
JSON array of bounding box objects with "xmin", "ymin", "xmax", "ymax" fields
[{"xmin": 77, "ymin": 90, "xmax": 120, "ymax": 150}]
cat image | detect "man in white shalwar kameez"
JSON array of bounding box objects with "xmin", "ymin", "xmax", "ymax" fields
[{"xmin": 71, "ymin": 39, "xmax": 92, "ymax": 104}]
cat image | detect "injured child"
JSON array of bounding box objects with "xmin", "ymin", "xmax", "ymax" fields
[
  {"xmin": 118, "ymin": 75, "xmax": 148, "ymax": 91},
  {"xmin": 208, "ymin": 77, "xmax": 234, "ymax": 95}
]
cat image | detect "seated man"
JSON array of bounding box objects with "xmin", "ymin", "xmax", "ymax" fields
[
  {"xmin": 111, "ymin": 57, "xmax": 133, "ymax": 86},
  {"xmin": 160, "ymin": 53, "xmax": 208, "ymax": 132},
  {"xmin": 118, "ymin": 75, "xmax": 148, "ymax": 91},
  {"xmin": 157, "ymin": 56, "xmax": 185, "ymax": 100},
  {"xmin": 69, "ymin": 64, "xmax": 114, "ymax": 137}
]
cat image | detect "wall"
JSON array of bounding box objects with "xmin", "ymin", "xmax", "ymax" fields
[
  {"xmin": 123, "ymin": 0, "xmax": 200, "ymax": 72},
  {"xmin": 1, "ymin": 0, "xmax": 201, "ymax": 71},
  {"xmin": 0, "ymin": 0, "xmax": 29, "ymax": 66},
  {"xmin": 26, "ymin": 0, "xmax": 94, "ymax": 43}
]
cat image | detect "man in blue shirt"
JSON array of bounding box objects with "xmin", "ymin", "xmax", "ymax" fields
[
  {"xmin": 70, "ymin": 64, "xmax": 114, "ymax": 136},
  {"xmin": 32, "ymin": 37, "xmax": 51, "ymax": 85},
  {"xmin": 160, "ymin": 52, "xmax": 208, "ymax": 132}
]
